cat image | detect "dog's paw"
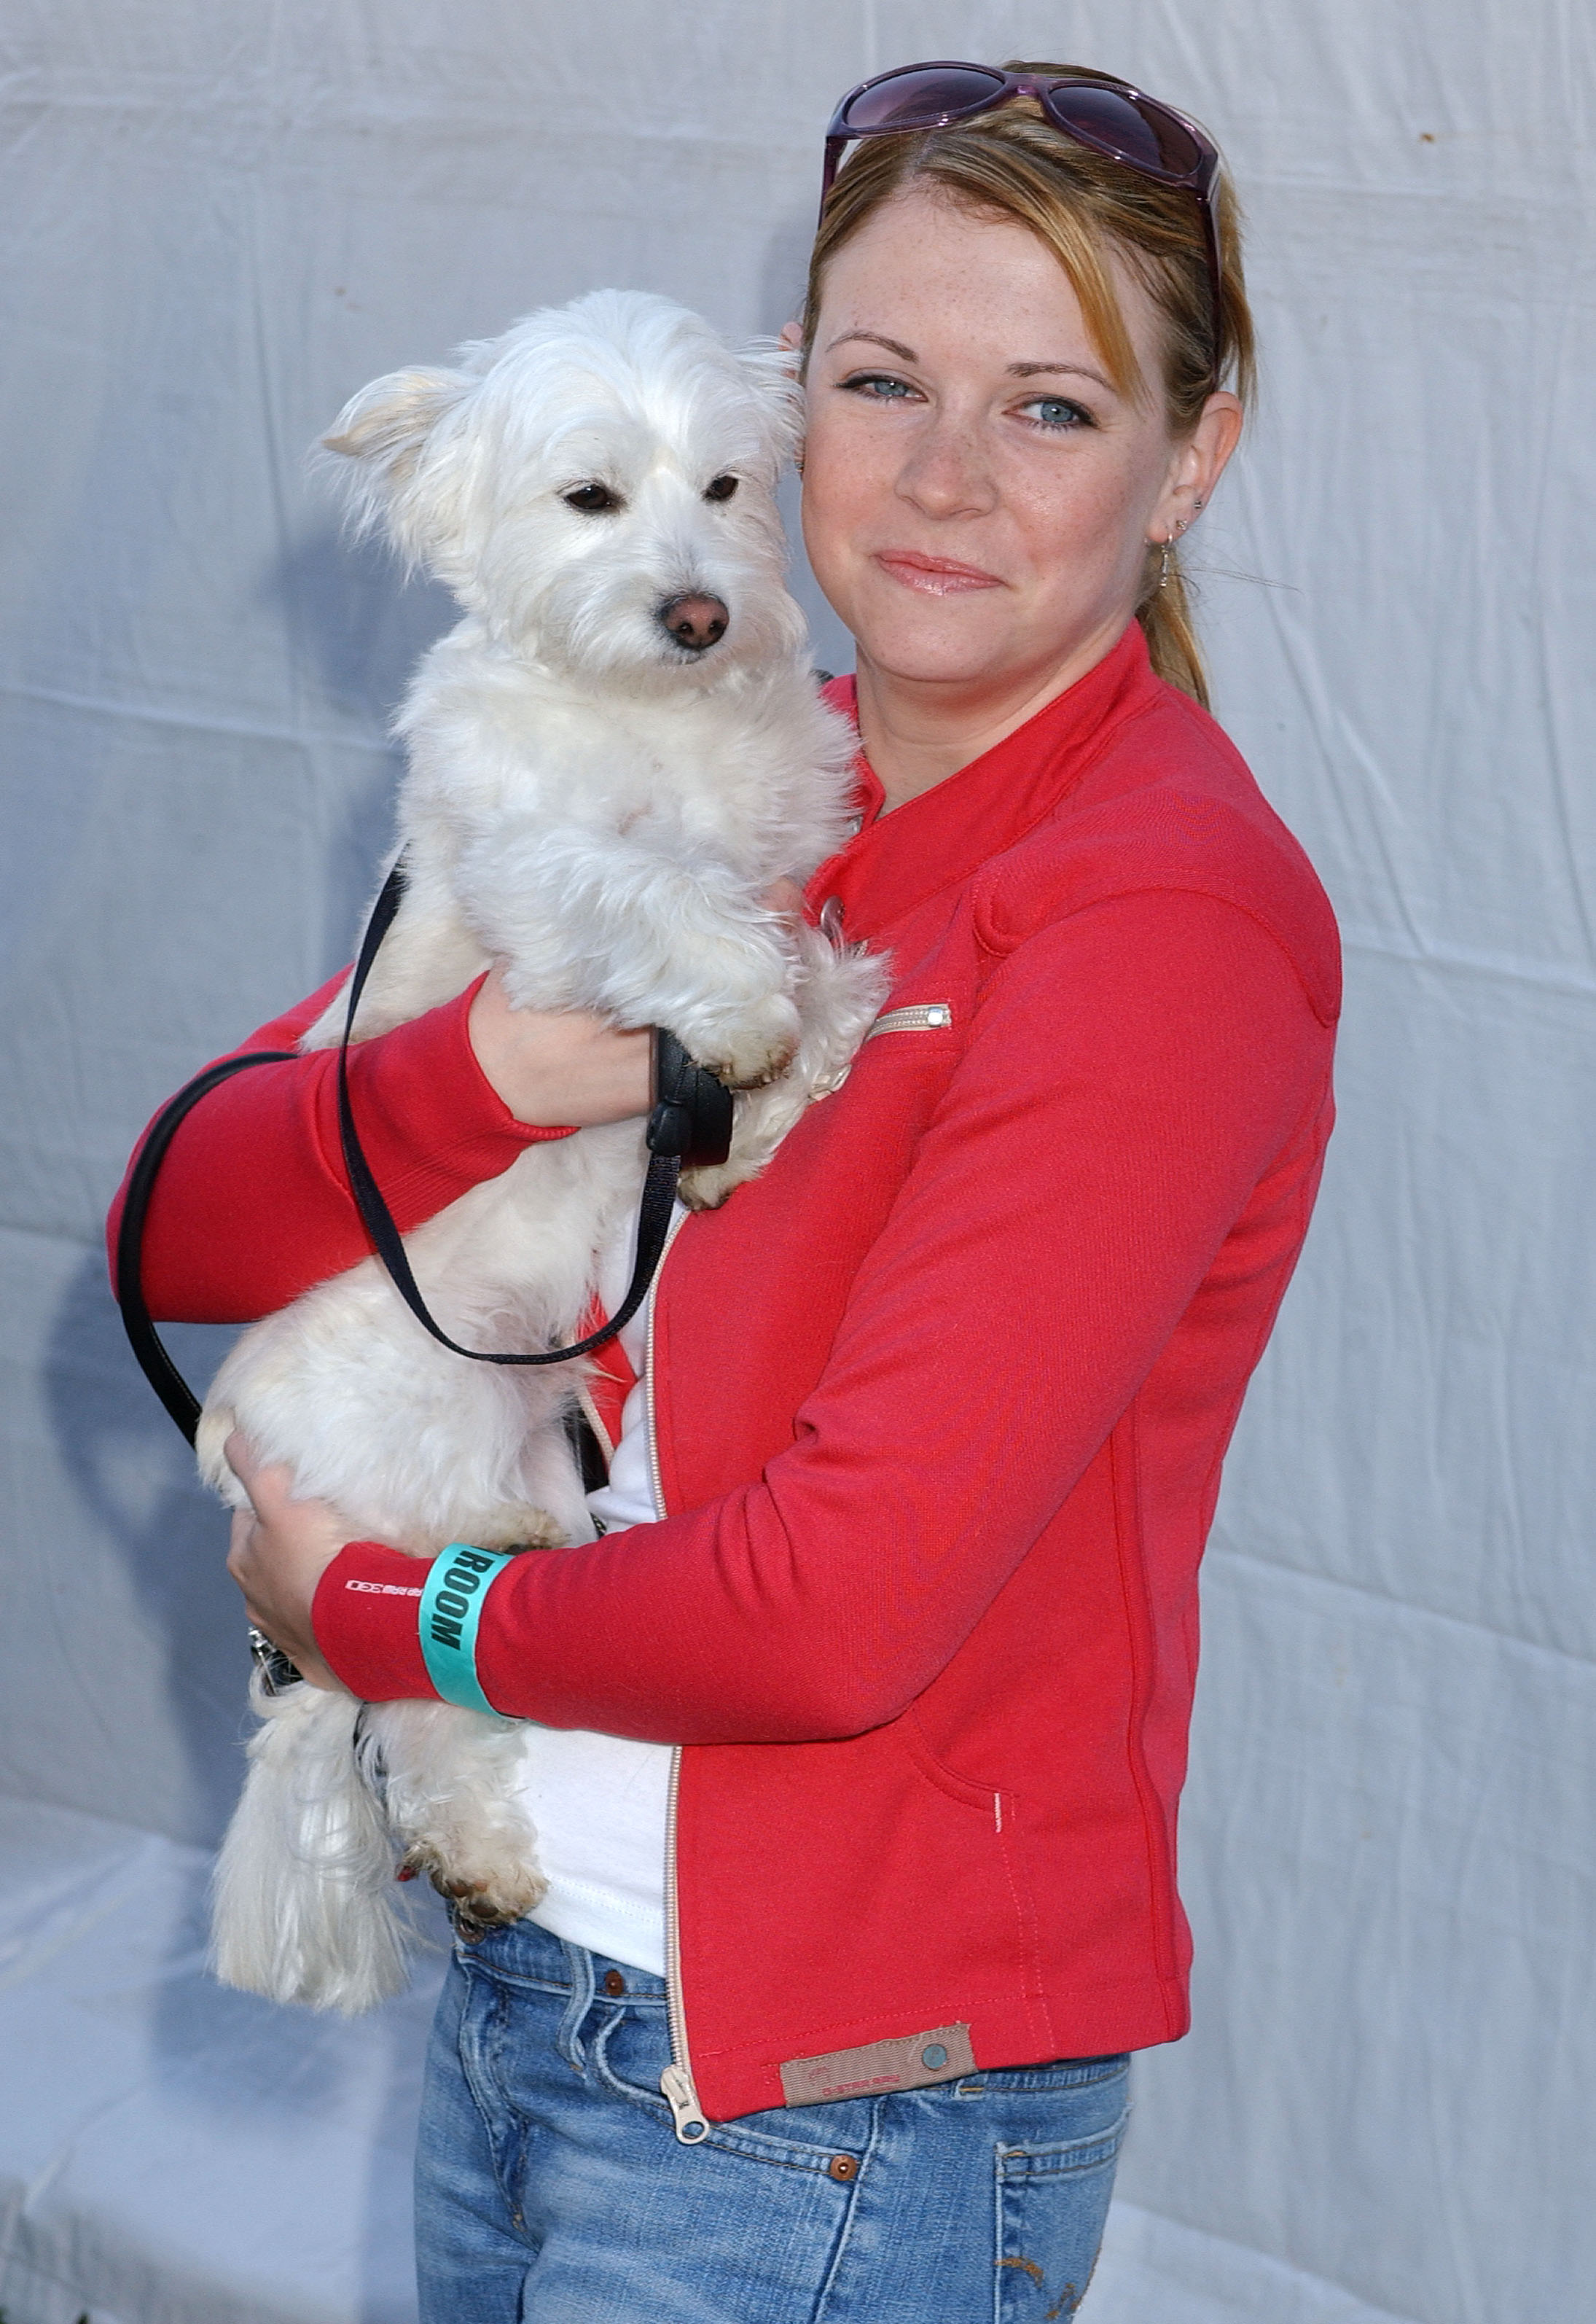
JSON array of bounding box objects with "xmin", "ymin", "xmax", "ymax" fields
[
  {"xmin": 684, "ymin": 994, "xmax": 802, "ymax": 1091},
  {"xmin": 401, "ymin": 1844, "xmax": 547, "ymax": 1935},
  {"xmin": 468, "ymin": 1504, "xmax": 564, "ymax": 1553},
  {"xmin": 677, "ymin": 1156, "xmax": 759, "ymax": 1212}
]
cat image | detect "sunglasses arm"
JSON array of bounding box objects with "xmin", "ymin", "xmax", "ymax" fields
[{"xmin": 818, "ymin": 136, "xmax": 847, "ymax": 221}]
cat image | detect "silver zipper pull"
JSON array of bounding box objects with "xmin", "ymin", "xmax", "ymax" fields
[
  {"xmin": 660, "ymin": 2061, "xmax": 710, "ymax": 2145},
  {"xmin": 864, "ymin": 1002, "xmax": 954, "ymax": 1041}
]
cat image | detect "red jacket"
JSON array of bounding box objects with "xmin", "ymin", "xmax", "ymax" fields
[{"xmin": 112, "ymin": 625, "xmax": 1339, "ymax": 2125}]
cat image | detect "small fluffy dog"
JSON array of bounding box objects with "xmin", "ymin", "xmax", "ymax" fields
[{"xmin": 197, "ymin": 290, "xmax": 886, "ymax": 2013}]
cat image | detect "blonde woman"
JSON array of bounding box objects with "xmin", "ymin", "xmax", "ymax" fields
[{"xmin": 123, "ymin": 61, "xmax": 1338, "ymax": 2323}]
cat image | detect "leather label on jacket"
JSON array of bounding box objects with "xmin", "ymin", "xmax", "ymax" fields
[{"xmin": 779, "ymin": 2022, "xmax": 975, "ymax": 2107}]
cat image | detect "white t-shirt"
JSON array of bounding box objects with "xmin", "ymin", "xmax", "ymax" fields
[{"xmin": 512, "ymin": 1206, "xmax": 680, "ymax": 1975}]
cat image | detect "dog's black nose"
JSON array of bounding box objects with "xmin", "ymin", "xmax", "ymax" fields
[{"xmin": 659, "ymin": 595, "xmax": 729, "ymax": 652}]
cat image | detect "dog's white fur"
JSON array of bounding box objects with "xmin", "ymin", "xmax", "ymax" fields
[{"xmin": 198, "ymin": 290, "xmax": 886, "ymax": 2011}]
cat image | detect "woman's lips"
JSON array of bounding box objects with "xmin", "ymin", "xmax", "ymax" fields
[{"xmin": 872, "ymin": 550, "xmax": 1004, "ymax": 597}]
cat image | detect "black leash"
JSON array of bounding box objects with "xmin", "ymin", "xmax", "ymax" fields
[
  {"xmin": 114, "ymin": 1047, "xmax": 298, "ymax": 1445},
  {"xmin": 115, "ymin": 856, "xmax": 733, "ymax": 1446}
]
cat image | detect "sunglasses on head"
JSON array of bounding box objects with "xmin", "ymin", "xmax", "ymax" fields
[{"xmin": 821, "ymin": 62, "xmax": 1224, "ymax": 392}]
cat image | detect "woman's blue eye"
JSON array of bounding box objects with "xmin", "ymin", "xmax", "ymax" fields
[
  {"xmin": 840, "ymin": 372, "xmax": 918, "ymax": 401},
  {"xmin": 1022, "ymin": 396, "xmax": 1092, "ymax": 431}
]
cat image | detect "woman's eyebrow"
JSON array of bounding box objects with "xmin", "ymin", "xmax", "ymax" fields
[
  {"xmin": 824, "ymin": 331, "xmax": 918, "ymax": 362},
  {"xmin": 1007, "ymin": 359, "xmax": 1113, "ymax": 390}
]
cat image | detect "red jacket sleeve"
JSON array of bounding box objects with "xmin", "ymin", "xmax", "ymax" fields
[
  {"xmin": 106, "ymin": 970, "xmax": 568, "ymax": 1323},
  {"xmin": 314, "ymin": 889, "xmax": 1331, "ymax": 1741}
]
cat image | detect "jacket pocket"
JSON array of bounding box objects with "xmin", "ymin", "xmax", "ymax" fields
[{"xmin": 895, "ymin": 1707, "xmax": 1000, "ymax": 1817}]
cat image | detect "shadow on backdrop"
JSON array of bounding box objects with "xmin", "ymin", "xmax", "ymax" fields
[
  {"xmin": 44, "ymin": 1253, "xmax": 247, "ymax": 1844},
  {"xmin": 265, "ymin": 517, "xmax": 458, "ymax": 970},
  {"xmin": 44, "ymin": 1249, "xmax": 444, "ymax": 2322}
]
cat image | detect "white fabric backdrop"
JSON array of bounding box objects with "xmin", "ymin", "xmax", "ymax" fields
[{"xmin": 1, "ymin": 3, "xmax": 1590, "ymax": 2319}]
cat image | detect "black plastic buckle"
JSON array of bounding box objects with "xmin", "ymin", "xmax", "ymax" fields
[{"xmin": 647, "ymin": 1031, "xmax": 733, "ymax": 1170}]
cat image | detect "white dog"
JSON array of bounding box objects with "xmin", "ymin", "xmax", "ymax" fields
[{"xmin": 197, "ymin": 290, "xmax": 887, "ymax": 2013}]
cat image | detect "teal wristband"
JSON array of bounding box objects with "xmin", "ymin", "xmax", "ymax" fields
[{"xmin": 419, "ymin": 1545, "xmax": 516, "ymax": 1714}]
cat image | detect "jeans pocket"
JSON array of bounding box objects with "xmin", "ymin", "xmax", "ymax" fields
[
  {"xmin": 993, "ymin": 2104, "xmax": 1128, "ymax": 2321},
  {"xmin": 583, "ymin": 2004, "xmax": 676, "ymax": 2121}
]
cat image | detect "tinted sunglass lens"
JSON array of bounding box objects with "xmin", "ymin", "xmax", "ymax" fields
[
  {"xmin": 1045, "ymin": 85, "xmax": 1202, "ymax": 179},
  {"xmin": 842, "ymin": 65, "xmax": 1007, "ymax": 130}
]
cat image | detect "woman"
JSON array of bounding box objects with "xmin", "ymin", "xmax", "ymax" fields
[{"xmin": 115, "ymin": 62, "xmax": 1339, "ymax": 2323}]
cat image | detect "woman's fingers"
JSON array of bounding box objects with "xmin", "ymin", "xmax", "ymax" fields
[
  {"xmin": 224, "ymin": 1428, "xmax": 292, "ymax": 1514},
  {"xmin": 222, "ymin": 1432, "xmax": 348, "ymax": 1691},
  {"xmin": 226, "ymin": 1501, "xmax": 255, "ymax": 1585}
]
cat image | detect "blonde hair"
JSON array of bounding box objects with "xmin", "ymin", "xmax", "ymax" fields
[{"xmin": 801, "ymin": 63, "xmax": 1255, "ymax": 707}]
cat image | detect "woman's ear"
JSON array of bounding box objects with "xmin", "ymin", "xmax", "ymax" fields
[
  {"xmin": 1146, "ymin": 391, "xmax": 1244, "ymax": 546},
  {"xmin": 778, "ymin": 319, "xmax": 803, "ymax": 354}
]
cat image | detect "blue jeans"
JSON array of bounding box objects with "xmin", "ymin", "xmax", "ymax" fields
[{"xmin": 415, "ymin": 1915, "xmax": 1129, "ymax": 2323}]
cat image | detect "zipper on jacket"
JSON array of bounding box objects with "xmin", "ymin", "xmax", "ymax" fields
[
  {"xmin": 864, "ymin": 1001, "xmax": 952, "ymax": 1040},
  {"xmin": 643, "ymin": 1205, "xmax": 708, "ymax": 2145},
  {"xmin": 661, "ymin": 1750, "xmax": 708, "ymax": 2144}
]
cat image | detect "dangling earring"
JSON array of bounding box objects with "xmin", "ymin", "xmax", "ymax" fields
[{"xmin": 1157, "ymin": 494, "xmax": 1205, "ymax": 589}]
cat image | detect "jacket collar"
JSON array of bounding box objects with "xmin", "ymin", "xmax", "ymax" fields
[{"xmin": 805, "ymin": 622, "xmax": 1160, "ymax": 943}]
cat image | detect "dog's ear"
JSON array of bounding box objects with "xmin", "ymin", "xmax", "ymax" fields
[
  {"xmin": 318, "ymin": 366, "xmax": 477, "ymax": 568},
  {"xmin": 735, "ymin": 339, "xmax": 805, "ymax": 476}
]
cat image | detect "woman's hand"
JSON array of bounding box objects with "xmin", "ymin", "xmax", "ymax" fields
[
  {"xmin": 468, "ymin": 972, "xmax": 654, "ymax": 1127},
  {"xmin": 224, "ymin": 1432, "xmax": 349, "ymax": 1691},
  {"xmin": 466, "ymin": 882, "xmax": 808, "ymax": 1126}
]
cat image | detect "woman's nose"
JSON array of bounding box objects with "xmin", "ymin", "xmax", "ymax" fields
[{"xmin": 894, "ymin": 418, "xmax": 998, "ymax": 520}]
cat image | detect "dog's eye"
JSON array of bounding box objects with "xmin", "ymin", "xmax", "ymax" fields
[
  {"xmin": 563, "ymin": 483, "xmax": 623, "ymax": 515},
  {"xmin": 703, "ymin": 475, "xmax": 739, "ymax": 503}
]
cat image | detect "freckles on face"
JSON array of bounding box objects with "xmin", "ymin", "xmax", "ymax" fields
[{"xmin": 799, "ymin": 184, "xmax": 1181, "ymax": 693}]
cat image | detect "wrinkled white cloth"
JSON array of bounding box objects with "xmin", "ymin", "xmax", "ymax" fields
[
  {"xmin": 4, "ymin": 2, "xmax": 1593, "ymax": 2320},
  {"xmin": 513, "ymin": 1204, "xmax": 677, "ymax": 1976}
]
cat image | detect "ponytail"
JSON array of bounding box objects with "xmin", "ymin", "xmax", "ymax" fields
[{"xmin": 1137, "ymin": 550, "xmax": 1208, "ymax": 709}]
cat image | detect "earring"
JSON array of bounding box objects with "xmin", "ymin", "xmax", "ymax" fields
[{"xmin": 1157, "ymin": 495, "xmax": 1205, "ymax": 587}]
